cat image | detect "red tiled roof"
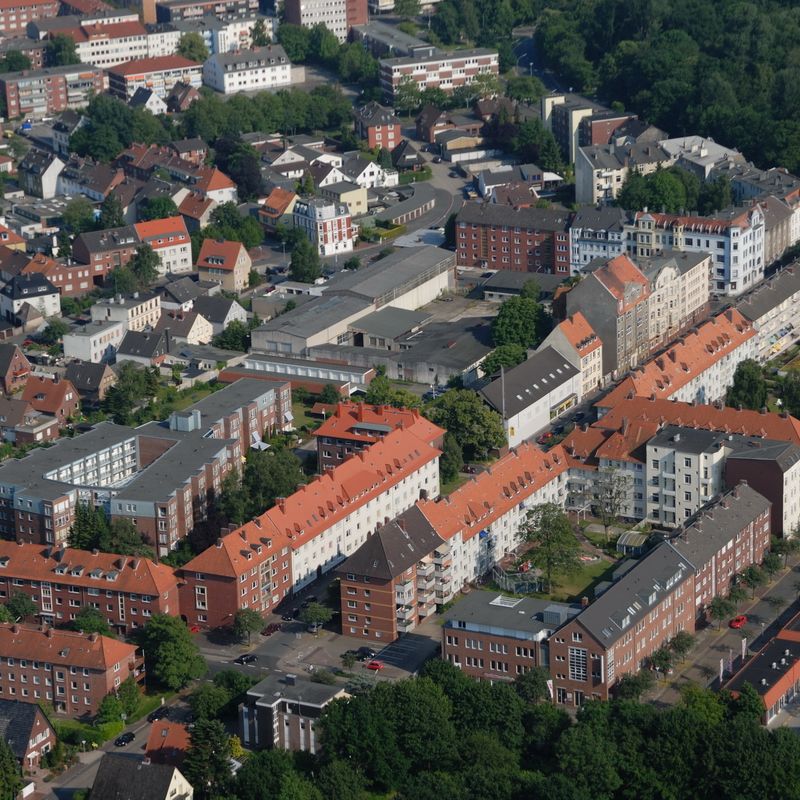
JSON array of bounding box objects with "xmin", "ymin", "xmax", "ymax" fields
[
  {"xmin": 261, "ymin": 187, "xmax": 297, "ymax": 217},
  {"xmin": 109, "ymin": 55, "xmax": 201, "ymax": 76},
  {"xmin": 594, "ymin": 254, "xmax": 650, "ymax": 311},
  {"xmin": 418, "ymin": 442, "xmax": 568, "ymax": 543},
  {"xmin": 134, "ymin": 216, "xmax": 189, "ymax": 250},
  {"xmin": 0, "ymin": 623, "xmax": 136, "ymax": 670},
  {"xmin": 22, "ymin": 376, "xmax": 78, "ymax": 416},
  {"xmin": 555, "ymin": 312, "xmax": 601, "ymax": 357},
  {"xmin": 196, "ymin": 239, "xmax": 245, "ymax": 271},
  {"xmin": 146, "ymin": 721, "xmax": 190, "ymax": 766},
  {"xmin": 178, "ymin": 192, "xmax": 214, "ymax": 219},
  {"xmin": 0, "ymin": 226, "xmax": 25, "ymax": 248},
  {"xmin": 195, "ymin": 166, "xmax": 235, "ymax": 192},
  {"xmin": 81, "ymin": 20, "xmax": 147, "ymax": 39},
  {"xmin": 637, "ymin": 208, "xmax": 754, "ymax": 233}
]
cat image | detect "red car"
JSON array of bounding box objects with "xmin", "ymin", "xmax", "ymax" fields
[
  {"xmin": 537, "ymin": 432, "xmax": 553, "ymax": 445},
  {"xmin": 729, "ymin": 615, "xmax": 748, "ymax": 629},
  {"xmin": 365, "ymin": 660, "xmax": 384, "ymax": 671},
  {"xmin": 261, "ymin": 623, "xmax": 282, "ymax": 636}
]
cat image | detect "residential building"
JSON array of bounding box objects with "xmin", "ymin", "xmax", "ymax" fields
[
  {"xmin": 292, "ymin": 198, "xmax": 354, "ymax": 257},
  {"xmin": 91, "ymin": 754, "xmax": 193, "ymax": 800},
  {"xmin": 146, "ymin": 721, "xmax": 190, "ymax": 766},
  {"xmin": 351, "ymin": 20, "xmax": 436, "ymax": 58},
  {"xmin": 116, "ymin": 330, "xmax": 168, "ymax": 366},
  {"xmin": 64, "ymin": 361, "xmax": 117, "ymax": 406},
  {"xmin": 0, "ymin": 699, "xmax": 54, "ymax": 769},
  {"xmin": 190, "ymin": 295, "xmax": 247, "ymax": 336},
  {"xmin": 658, "ymin": 136, "xmax": 744, "ymax": 180},
  {"xmin": 442, "ymin": 591, "xmax": 580, "ymax": 681},
  {"xmin": 538, "ymin": 312, "xmax": 603, "ymax": 398},
  {"xmin": 62, "ymin": 321, "xmax": 125, "ymax": 364},
  {"xmin": 479, "ymin": 347, "xmax": 581, "ymax": 447},
  {"xmin": 0, "ymin": 397, "xmax": 59, "ymax": 445},
  {"xmin": 540, "ymin": 93, "xmax": 613, "ymax": 163},
  {"xmin": 0, "ymin": 0, "xmax": 59, "ymax": 36},
  {"xmin": 153, "ymin": 310, "xmax": 213, "ymax": 345},
  {"xmin": 18, "ymin": 149, "xmax": 64, "ymax": 199},
  {"xmin": 240, "ymin": 673, "xmax": 347, "ymax": 753},
  {"xmin": 569, "ymin": 206, "xmax": 627, "ymax": 274},
  {"xmin": 353, "ymin": 101, "xmax": 401, "ymax": 150},
  {"xmin": 314, "ymin": 400, "xmax": 445, "ymax": 472},
  {"xmin": 341, "ymin": 155, "xmax": 398, "ymax": 189},
  {"xmin": 564, "ymin": 254, "xmax": 651, "ymax": 378},
  {"xmin": 203, "ymin": 45, "xmax": 292, "ymax": 94},
  {"xmin": 134, "ymin": 216, "xmax": 192, "ymax": 275},
  {"xmin": 625, "ymin": 206, "xmax": 765, "ymax": 297},
  {"xmin": 0, "ymin": 273, "xmax": 60, "ymax": 325},
  {"xmin": 258, "ymin": 187, "xmax": 297, "ymax": 233},
  {"xmin": 337, "ymin": 509, "xmax": 446, "ymax": 641},
  {"xmin": 178, "ymin": 192, "xmax": 217, "ymax": 231},
  {"xmin": 456, "ymin": 202, "xmax": 571, "ymax": 274},
  {"xmin": 0, "ymin": 64, "xmax": 105, "ymax": 119},
  {"xmin": 319, "ymin": 181, "xmax": 368, "ymax": 218},
  {"xmin": 284, "ymin": 0, "xmax": 366, "ymax": 43},
  {"xmin": 155, "ymin": 0, "xmax": 258, "ymax": 21},
  {"xmin": 91, "ymin": 292, "xmax": 162, "ymax": 333},
  {"xmin": 196, "ymin": 239, "xmax": 251, "ymax": 293},
  {"xmin": 22, "ymin": 375, "xmax": 79, "ymax": 425},
  {"xmin": 0, "ymin": 344, "xmax": 30, "ymax": 395},
  {"xmin": 0, "ymin": 623, "xmax": 143, "ymax": 714},
  {"xmin": 52, "ymin": 110, "xmax": 85, "ymax": 157},
  {"xmin": 21, "ymin": 254, "xmax": 96, "ymax": 299},
  {"xmin": 72, "ymin": 226, "xmax": 140, "ymax": 280},
  {"xmin": 108, "ymin": 55, "xmax": 202, "ymax": 100},
  {"xmin": 130, "ymin": 87, "xmax": 169, "ymax": 115},
  {"xmin": 165, "ymin": 80, "xmax": 200, "ymax": 111},
  {"xmin": 760, "ymin": 195, "xmax": 795, "ymax": 266},
  {"xmin": 391, "ymin": 139, "xmax": 424, "ymax": 172},
  {"xmin": 59, "ymin": 19, "xmax": 149, "ymax": 68},
  {"xmin": 379, "ymin": 49, "xmax": 499, "ymax": 104}
]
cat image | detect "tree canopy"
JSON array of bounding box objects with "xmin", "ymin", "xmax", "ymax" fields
[
  {"xmin": 726, "ymin": 359, "xmax": 768, "ymax": 411},
  {"xmin": 136, "ymin": 614, "xmax": 206, "ymax": 690},
  {"xmin": 425, "ymin": 389, "xmax": 506, "ymax": 461},
  {"xmin": 518, "ymin": 503, "xmax": 581, "ymax": 593},
  {"xmin": 177, "ymin": 32, "xmax": 209, "ymax": 62},
  {"xmin": 492, "ymin": 296, "xmax": 552, "ymax": 349}
]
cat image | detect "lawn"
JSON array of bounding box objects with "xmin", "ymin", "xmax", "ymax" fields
[
  {"xmin": 170, "ymin": 384, "xmax": 219, "ymax": 412},
  {"xmin": 544, "ymin": 558, "xmax": 618, "ymax": 603},
  {"xmin": 292, "ymin": 399, "xmax": 319, "ymax": 431},
  {"xmin": 440, "ymin": 473, "xmax": 468, "ymax": 496}
]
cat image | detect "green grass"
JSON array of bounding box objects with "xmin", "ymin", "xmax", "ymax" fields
[
  {"xmin": 170, "ymin": 384, "xmax": 218, "ymax": 412},
  {"xmin": 440, "ymin": 474, "xmax": 468, "ymax": 496},
  {"xmin": 547, "ymin": 559, "xmax": 617, "ymax": 603},
  {"xmin": 292, "ymin": 400, "xmax": 318, "ymax": 431},
  {"xmin": 399, "ymin": 166, "xmax": 432, "ymax": 185}
]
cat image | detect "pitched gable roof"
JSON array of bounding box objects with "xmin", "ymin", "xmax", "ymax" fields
[
  {"xmin": 91, "ymin": 753, "xmax": 184, "ymax": 800},
  {"xmin": 196, "ymin": 239, "xmax": 245, "ymax": 271},
  {"xmin": 0, "ymin": 699, "xmax": 51, "ymax": 760},
  {"xmin": 22, "ymin": 375, "xmax": 77, "ymax": 415}
]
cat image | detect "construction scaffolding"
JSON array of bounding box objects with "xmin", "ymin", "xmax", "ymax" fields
[{"xmin": 491, "ymin": 563, "xmax": 545, "ymax": 595}]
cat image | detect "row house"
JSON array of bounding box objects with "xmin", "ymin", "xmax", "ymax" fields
[
  {"xmin": 568, "ymin": 207, "xmax": 627, "ymax": 274},
  {"xmin": 538, "ymin": 312, "xmax": 604, "ymax": 399},
  {"xmin": 456, "ymin": 202, "xmax": 571, "ymax": 274},
  {"xmin": 107, "ymin": 55, "xmax": 202, "ymax": 100},
  {"xmin": 0, "ymin": 542, "xmax": 179, "ymax": 633},
  {"xmin": 312, "ymin": 401, "xmax": 445, "ymax": 472},
  {"xmin": 133, "ymin": 216, "xmax": 192, "ymax": 275},
  {"xmin": 0, "ymin": 623, "xmax": 143, "ymax": 716},
  {"xmin": 22, "ymin": 255, "xmax": 96, "ymax": 298},
  {"xmin": 72, "ymin": 225, "xmax": 140, "ymax": 280},
  {"xmin": 626, "ymin": 206, "xmax": 765, "ymax": 297}
]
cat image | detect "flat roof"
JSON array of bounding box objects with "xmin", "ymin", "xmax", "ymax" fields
[
  {"xmin": 247, "ymin": 672, "xmax": 345, "ymax": 707},
  {"xmin": 256, "ymin": 295, "xmax": 371, "ymax": 339},
  {"xmin": 725, "ymin": 638, "xmax": 800, "ymax": 698},
  {"xmin": 349, "ymin": 307, "xmax": 431, "ymax": 340}
]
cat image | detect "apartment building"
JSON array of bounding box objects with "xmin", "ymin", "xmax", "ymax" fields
[
  {"xmin": 0, "ymin": 344, "xmax": 30, "ymax": 395},
  {"xmin": 108, "ymin": 55, "xmax": 202, "ymax": 99},
  {"xmin": 292, "ymin": 198, "xmax": 354, "ymax": 257},
  {"xmin": 62, "ymin": 321, "xmax": 126, "ymax": 364},
  {"xmin": 626, "ymin": 206, "xmax": 765, "ymax": 297},
  {"xmin": 456, "ymin": 202, "xmax": 571, "ymax": 274},
  {"xmin": 155, "ymin": 0, "xmax": 259, "ymax": 22},
  {"xmin": 353, "ymin": 101, "xmax": 401, "ymax": 150},
  {"xmin": 0, "ymin": 699, "xmax": 54, "ymax": 769},
  {"xmin": 202, "ymin": 45, "xmax": 292, "ymax": 94},
  {"xmin": 313, "ymin": 401, "xmax": 445, "ymax": 472},
  {"xmin": 22, "ymin": 375, "xmax": 79, "ymax": 425},
  {"xmin": 538, "ymin": 312, "xmax": 604, "ymax": 398},
  {"xmin": 91, "ymin": 292, "xmax": 162, "ymax": 333},
  {"xmin": 569, "ymin": 206, "xmax": 627, "ymax": 274},
  {"xmin": 284, "ymin": 0, "xmax": 366, "ymax": 42},
  {"xmin": 337, "ymin": 508, "xmax": 446, "ymax": 642},
  {"xmin": 72, "ymin": 226, "xmax": 140, "ymax": 280},
  {"xmin": 0, "ymin": 624, "xmax": 143, "ymax": 715},
  {"xmin": 0, "ymin": 543, "xmax": 179, "ymax": 633},
  {"xmin": 196, "ymin": 239, "xmax": 250, "ymax": 293},
  {"xmin": 0, "ymin": 64, "xmax": 105, "ymax": 119},
  {"xmin": 133, "ymin": 217, "xmax": 192, "ymax": 275},
  {"xmin": 60, "ymin": 20, "xmax": 149, "ymax": 68},
  {"xmin": 442, "ymin": 590, "xmax": 580, "ymax": 682},
  {"xmin": 0, "ymin": 273, "xmax": 60, "ymax": 324},
  {"xmin": 0, "ymin": 0, "xmax": 59, "ymax": 36},
  {"xmin": 379, "ymin": 48, "xmax": 499, "ymax": 104}
]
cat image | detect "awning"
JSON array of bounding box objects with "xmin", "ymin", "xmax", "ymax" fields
[{"xmin": 284, "ymin": 411, "xmax": 294, "ymax": 422}]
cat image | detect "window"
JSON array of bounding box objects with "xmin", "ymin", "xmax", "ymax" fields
[{"xmin": 568, "ymin": 647, "xmax": 587, "ymax": 682}]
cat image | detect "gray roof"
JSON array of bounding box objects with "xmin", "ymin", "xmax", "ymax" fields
[
  {"xmin": 91, "ymin": 754, "xmax": 185, "ymax": 800},
  {"xmin": 158, "ymin": 277, "xmax": 203, "ymax": 305},
  {"xmin": 574, "ymin": 542, "xmax": 692, "ymax": 645},
  {"xmin": 117, "ymin": 330, "xmax": 167, "ymax": 359},
  {"xmin": 3, "ymin": 62, "xmax": 99, "ymax": 80},
  {"xmin": 457, "ymin": 201, "xmax": 570, "ymax": 231},
  {"xmin": 667, "ymin": 484, "xmax": 772, "ymax": 571},
  {"xmin": 321, "ymin": 180, "xmax": 363, "ymax": 197},
  {"xmin": 570, "ymin": 205, "xmax": 626, "ymax": 232},
  {"xmin": 736, "ymin": 264, "xmax": 800, "ymax": 323},
  {"xmin": 0, "ymin": 699, "xmax": 51, "ymax": 761},
  {"xmin": 442, "ymin": 589, "xmax": 581, "ymax": 638},
  {"xmin": 637, "ymin": 251, "xmax": 709, "ymax": 281},
  {"xmin": 209, "ymin": 44, "xmax": 289, "ymax": 68},
  {"xmin": 380, "ymin": 46, "xmax": 496, "ymax": 67},
  {"xmin": 480, "ymin": 346, "xmax": 580, "ymax": 418},
  {"xmin": 190, "ymin": 295, "xmax": 241, "ymax": 324},
  {"xmin": 388, "ymin": 315, "xmax": 493, "ymax": 369},
  {"xmin": 129, "ymin": 87, "xmax": 159, "ymax": 108},
  {"xmin": 579, "ymin": 141, "xmax": 670, "ymax": 172},
  {"xmin": 354, "ymin": 100, "xmax": 400, "ymax": 127},
  {"xmin": 373, "ymin": 182, "xmax": 436, "ymax": 224},
  {"xmin": 257, "ymin": 295, "xmax": 371, "ymax": 339},
  {"xmin": 339, "ymin": 505, "xmax": 444, "ymax": 580},
  {"xmin": 65, "ymin": 361, "xmax": 113, "ymax": 393},
  {"xmin": 647, "ymin": 425, "xmax": 726, "ymax": 454},
  {"xmin": 187, "ymin": 378, "xmax": 274, "ymax": 422},
  {"xmin": 0, "ymin": 344, "xmax": 23, "ymax": 375},
  {"xmin": 74, "ymin": 225, "xmax": 139, "ymax": 253},
  {"xmin": 482, "ymin": 270, "xmax": 565, "ymax": 297},
  {"xmin": 348, "ymin": 307, "xmax": 430, "ymax": 340},
  {"xmin": 726, "ymin": 438, "xmax": 800, "ymax": 472},
  {"xmin": 0, "ymin": 273, "xmax": 58, "ymax": 300},
  {"xmin": 247, "ymin": 671, "xmax": 344, "ymax": 708}
]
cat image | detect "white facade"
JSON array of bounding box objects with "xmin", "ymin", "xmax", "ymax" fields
[
  {"xmin": 146, "ymin": 28, "xmax": 183, "ymax": 58},
  {"xmin": 0, "ymin": 285, "xmax": 60, "ymax": 322},
  {"xmin": 90, "ymin": 293, "xmax": 162, "ymax": 332},
  {"xmin": 343, "ymin": 159, "xmax": 399, "ymax": 189},
  {"xmin": 569, "ymin": 222, "xmax": 626, "ymax": 274},
  {"xmin": 202, "ymin": 46, "xmax": 292, "ymax": 94},
  {"xmin": 63, "ymin": 321, "xmax": 125, "ymax": 364},
  {"xmin": 292, "ymin": 199, "xmax": 354, "ymax": 257},
  {"xmin": 285, "ymin": 0, "xmax": 350, "ymax": 43},
  {"xmin": 74, "ymin": 29, "xmax": 149, "ymax": 68}
]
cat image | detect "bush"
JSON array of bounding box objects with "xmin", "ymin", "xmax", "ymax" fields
[{"xmin": 311, "ymin": 669, "xmax": 337, "ymax": 685}]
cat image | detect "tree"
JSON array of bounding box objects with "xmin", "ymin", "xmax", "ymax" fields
[
  {"xmin": 708, "ymin": 594, "xmax": 735, "ymax": 628},
  {"xmin": 343, "ymin": 256, "xmax": 361, "ymax": 271},
  {"xmin": 289, "ymin": 236, "xmax": 322, "ymax": 283},
  {"xmin": 57, "ymin": 230, "xmax": 72, "ymax": 258},
  {"xmin": 309, "ymin": 23, "xmax": 340, "ymax": 65},
  {"xmin": 71, "ymin": 606, "xmax": 114, "ymax": 637},
  {"xmin": 183, "ymin": 719, "xmax": 232, "ymax": 800},
  {"xmin": 99, "ymin": 194, "xmax": 125, "ymax": 229},
  {"xmin": 761, "ymin": 552, "xmax": 783, "ymax": 579},
  {"xmin": 740, "ymin": 565, "xmax": 768, "ymax": 598},
  {"xmin": 46, "ymin": 34, "xmax": 79, "ymax": 66},
  {"xmin": 138, "ymin": 196, "xmax": 179, "ymax": 222},
  {"xmin": 137, "ymin": 614, "xmax": 206, "ymax": 690},
  {"xmin": 394, "ymin": 0, "xmax": 420, "ymax": 17},
  {"xmin": 439, "ymin": 431, "xmax": 463, "ymax": 483},
  {"xmin": 233, "ymin": 608, "xmax": 263, "ymax": 643},
  {"xmin": 590, "ymin": 467, "xmax": 632, "ymax": 542},
  {"xmin": 177, "ymin": 32, "xmax": 209, "ymax": 62},
  {"xmin": 68, "ymin": 502, "xmax": 108, "ymax": 549},
  {"xmin": 317, "ymin": 760, "xmax": 367, "ymax": 800},
  {"xmin": 215, "ymin": 470, "xmax": 249, "ymax": 526},
  {"xmin": 395, "ymin": 75, "xmax": 422, "ymax": 116},
  {"xmin": 480, "ymin": 344, "xmax": 527, "ymax": 376},
  {"xmin": 0, "ymin": 50, "xmax": 30, "ymax": 72},
  {"xmin": 251, "ymin": 18, "xmax": 271, "ymax": 46},
  {"xmin": 506, "ymin": 75, "xmax": 546, "ymax": 103},
  {"xmin": 492, "ymin": 295, "xmax": 550, "ymax": 348},
  {"xmin": 118, "ymin": 675, "xmax": 141, "ymax": 717},
  {"xmin": 190, "ymin": 683, "xmax": 231, "ymax": 721},
  {"xmin": 299, "ymin": 602, "xmax": 333, "ymax": 628},
  {"xmin": 242, "ymin": 448, "xmax": 306, "ymax": 518},
  {"xmin": 518, "ymin": 504, "xmax": 580, "ymax": 593},
  {"xmin": 214, "ymin": 669, "xmax": 254, "ymax": 700},
  {"xmin": 97, "ymin": 518, "xmax": 153, "ymax": 557},
  {"xmin": 97, "ymin": 691, "xmax": 123, "ymax": 724},
  {"xmin": 213, "ymin": 319, "xmax": 251, "ymax": 352},
  {"xmin": 0, "ymin": 606, "xmax": 12, "ymax": 624},
  {"xmin": 649, "ymin": 646, "xmax": 674, "ymax": 679},
  {"xmin": 110, "ymin": 266, "xmax": 139, "ymax": 297},
  {"xmin": 669, "ymin": 630, "xmax": 695, "ymax": 661},
  {"xmin": 771, "ymin": 536, "xmax": 800, "ymax": 567},
  {"xmin": 63, "ymin": 196, "xmax": 95, "ymax": 234},
  {"xmin": 726, "ymin": 359, "xmax": 767, "ymax": 410},
  {"xmin": 0, "ymin": 736, "xmax": 21, "ymax": 800},
  {"xmin": 728, "ymin": 583, "xmax": 749, "ymax": 605},
  {"xmin": 615, "ymin": 670, "xmax": 655, "ymax": 700},
  {"xmin": 128, "ymin": 244, "xmax": 161, "ymax": 288},
  {"xmin": 426, "ymin": 389, "xmax": 505, "ymax": 460},
  {"xmin": 319, "ymin": 384, "xmax": 340, "ymax": 404},
  {"xmin": 514, "ymin": 667, "xmax": 550, "ymax": 704},
  {"xmin": 5, "ymin": 591, "xmax": 37, "ymax": 621},
  {"xmin": 363, "ymin": 375, "xmax": 420, "ymax": 409},
  {"xmin": 277, "ymin": 24, "xmax": 311, "ymax": 62},
  {"xmin": 39, "ymin": 318, "xmax": 69, "ymax": 345}
]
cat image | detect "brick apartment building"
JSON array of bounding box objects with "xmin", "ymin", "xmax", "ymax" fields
[
  {"xmin": 0, "ymin": 623, "xmax": 143, "ymax": 715},
  {"xmin": 0, "ymin": 343, "xmax": 30, "ymax": 395},
  {"xmin": 0, "ymin": 542, "xmax": 180, "ymax": 633},
  {"xmin": 72, "ymin": 226, "xmax": 140, "ymax": 282},
  {"xmin": 313, "ymin": 401, "xmax": 445, "ymax": 471},
  {"xmin": 353, "ymin": 102, "xmax": 401, "ymax": 150},
  {"xmin": 107, "ymin": 56, "xmax": 202, "ymax": 100},
  {"xmin": 0, "ymin": 64, "xmax": 105, "ymax": 119},
  {"xmin": 456, "ymin": 202, "xmax": 571, "ymax": 274},
  {"xmin": 0, "ymin": 0, "xmax": 59, "ymax": 36},
  {"xmin": 441, "ymin": 591, "xmax": 581, "ymax": 682}
]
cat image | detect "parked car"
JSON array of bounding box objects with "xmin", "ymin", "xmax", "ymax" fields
[
  {"xmin": 729, "ymin": 615, "xmax": 748, "ymax": 629},
  {"xmin": 356, "ymin": 647, "xmax": 377, "ymax": 661},
  {"xmin": 537, "ymin": 432, "xmax": 553, "ymax": 445},
  {"xmin": 261, "ymin": 623, "xmax": 282, "ymax": 636},
  {"xmin": 114, "ymin": 732, "xmax": 135, "ymax": 747},
  {"xmin": 307, "ymin": 622, "xmax": 323, "ymax": 634},
  {"xmin": 433, "ymin": 155, "xmax": 442, "ymax": 163},
  {"xmin": 365, "ymin": 660, "xmax": 385, "ymax": 671},
  {"xmin": 233, "ymin": 654, "xmax": 258, "ymax": 665},
  {"xmin": 147, "ymin": 707, "xmax": 170, "ymax": 723},
  {"xmin": 281, "ymin": 612, "xmax": 294, "ymax": 622},
  {"xmin": 573, "ymin": 411, "xmax": 586, "ymax": 422}
]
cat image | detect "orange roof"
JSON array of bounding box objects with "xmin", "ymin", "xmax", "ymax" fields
[
  {"xmin": 109, "ymin": 55, "xmax": 200, "ymax": 76},
  {"xmin": 594, "ymin": 420, "xmax": 660, "ymax": 464},
  {"xmin": 313, "ymin": 401, "xmax": 445, "ymax": 447},
  {"xmin": 196, "ymin": 239, "xmax": 245, "ymax": 271},
  {"xmin": 594, "ymin": 254, "xmax": 650, "ymax": 311},
  {"xmin": 599, "ymin": 309, "xmax": 755, "ymax": 409},
  {"xmin": 178, "ymin": 191, "xmax": 214, "ymax": 219},
  {"xmin": 195, "ymin": 166, "xmax": 235, "ymax": 193},
  {"xmin": 417, "ymin": 442, "xmax": 568, "ymax": 543},
  {"xmin": 262, "ymin": 187, "xmax": 297, "ymax": 217},
  {"xmin": 146, "ymin": 721, "xmax": 190, "ymax": 765},
  {"xmin": 595, "ymin": 397, "xmax": 800, "ymax": 446},
  {"xmin": 0, "ymin": 623, "xmax": 136, "ymax": 670},
  {"xmin": 20, "ymin": 253, "xmax": 61, "ymax": 277},
  {"xmin": 22, "ymin": 376, "xmax": 78, "ymax": 415},
  {"xmin": 0, "ymin": 541, "xmax": 178, "ymax": 596},
  {"xmin": 555, "ymin": 312, "xmax": 601, "ymax": 357},
  {"xmin": 0, "ymin": 226, "xmax": 24, "ymax": 248},
  {"xmin": 81, "ymin": 20, "xmax": 146, "ymax": 38},
  {"xmin": 637, "ymin": 209, "xmax": 753, "ymax": 233},
  {"xmin": 134, "ymin": 216, "xmax": 190, "ymax": 250}
]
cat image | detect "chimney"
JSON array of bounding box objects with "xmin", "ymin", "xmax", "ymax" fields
[
  {"xmin": 285, "ymin": 674, "xmax": 296, "ymax": 686},
  {"xmin": 46, "ymin": 627, "xmax": 53, "ymax": 638},
  {"xmin": 89, "ymin": 632, "xmax": 98, "ymax": 642},
  {"xmin": 397, "ymin": 517, "xmax": 406, "ymax": 533},
  {"xmin": 215, "ymin": 538, "xmax": 224, "ymax": 548},
  {"xmin": 276, "ymin": 497, "xmax": 286, "ymax": 512},
  {"xmin": 580, "ymin": 596, "xmax": 589, "ymax": 607},
  {"xmin": 11, "ymin": 624, "xmax": 18, "ymax": 634}
]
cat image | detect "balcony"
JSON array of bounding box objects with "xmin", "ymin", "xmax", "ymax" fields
[
  {"xmin": 417, "ymin": 561, "xmax": 435, "ymax": 578},
  {"xmin": 418, "ymin": 601, "xmax": 436, "ymax": 618},
  {"xmin": 435, "ymin": 575, "xmax": 451, "ymax": 589},
  {"xmin": 397, "ymin": 617, "xmax": 414, "ymax": 631},
  {"xmin": 396, "ymin": 575, "xmax": 414, "ymax": 590},
  {"xmin": 435, "ymin": 587, "xmax": 454, "ymax": 602},
  {"xmin": 417, "ymin": 573, "xmax": 435, "ymax": 589},
  {"xmin": 417, "ymin": 587, "xmax": 435, "ymax": 604},
  {"xmin": 397, "ymin": 604, "xmax": 415, "ymax": 620}
]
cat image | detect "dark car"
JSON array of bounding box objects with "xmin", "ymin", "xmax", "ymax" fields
[
  {"xmin": 262, "ymin": 623, "xmax": 282, "ymax": 636},
  {"xmin": 573, "ymin": 411, "xmax": 586, "ymax": 422},
  {"xmin": 356, "ymin": 647, "xmax": 377, "ymax": 661},
  {"xmin": 114, "ymin": 732, "xmax": 135, "ymax": 747},
  {"xmin": 281, "ymin": 612, "xmax": 294, "ymax": 621},
  {"xmin": 233, "ymin": 654, "xmax": 258, "ymax": 666},
  {"xmin": 147, "ymin": 707, "xmax": 170, "ymax": 723}
]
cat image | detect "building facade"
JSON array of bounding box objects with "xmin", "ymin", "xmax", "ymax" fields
[
  {"xmin": 292, "ymin": 198, "xmax": 354, "ymax": 257},
  {"xmin": 202, "ymin": 45, "xmax": 292, "ymax": 94},
  {"xmin": 0, "ymin": 64, "xmax": 105, "ymax": 119},
  {"xmin": 108, "ymin": 55, "xmax": 202, "ymax": 99},
  {"xmin": 283, "ymin": 0, "xmax": 366, "ymax": 43}
]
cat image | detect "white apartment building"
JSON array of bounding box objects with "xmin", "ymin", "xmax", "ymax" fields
[
  {"xmin": 91, "ymin": 292, "xmax": 162, "ymax": 332},
  {"xmin": 145, "ymin": 26, "xmax": 183, "ymax": 58},
  {"xmin": 626, "ymin": 206, "xmax": 765, "ymax": 297},
  {"xmin": 72, "ymin": 21, "xmax": 149, "ymax": 68},
  {"xmin": 284, "ymin": 0, "xmax": 352, "ymax": 43},
  {"xmin": 538, "ymin": 312, "xmax": 604, "ymax": 398},
  {"xmin": 134, "ymin": 217, "xmax": 192, "ymax": 275},
  {"xmin": 292, "ymin": 198, "xmax": 354, "ymax": 257},
  {"xmin": 202, "ymin": 45, "xmax": 292, "ymax": 94},
  {"xmin": 569, "ymin": 206, "xmax": 627, "ymax": 274},
  {"xmin": 63, "ymin": 321, "xmax": 125, "ymax": 364}
]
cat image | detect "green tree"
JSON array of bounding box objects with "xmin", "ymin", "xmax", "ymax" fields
[
  {"xmin": 708, "ymin": 594, "xmax": 735, "ymax": 628},
  {"xmin": 669, "ymin": 630, "xmax": 695, "ymax": 661},
  {"xmin": 513, "ymin": 667, "xmax": 550, "ymax": 704},
  {"xmin": 649, "ymin": 646, "xmax": 674, "ymax": 679},
  {"xmin": 726, "ymin": 359, "xmax": 767, "ymax": 410},
  {"xmin": 63, "ymin": 196, "xmax": 95, "ymax": 234},
  {"xmin": 99, "ymin": 194, "xmax": 125, "ymax": 229},
  {"xmin": 190, "ymin": 683, "xmax": 230, "ymax": 721},
  {"xmin": 277, "ymin": 23, "xmax": 311, "ymax": 62},
  {"xmin": 426, "ymin": 389, "xmax": 505, "ymax": 460},
  {"xmin": 309, "ymin": 23, "xmax": 340, "ymax": 65},
  {"xmin": 233, "ymin": 608, "xmax": 263, "ymax": 643},
  {"xmin": 0, "ymin": 736, "xmax": 21, "ymax": 800},
  {"xmin": 97, "ymin": 518, "xmax": 152, "ymax": 557},
  {"xmin": 519, "ymin": 503, "xmax": 580, "ymax": 593},
  {"xmin": 1, "ymin": 51, "xmax": 30, "ymax": 72},
  {"xmin": 215, "ymin": 470, "xmax": 249, "ymax": 526},
  {"xmin": 110, "ymin": 266, "xmax": 139, "ymax": 297},
  {"xmin": 481, "ymin": 343, "xmax": 527, "ymax": 376},
  {"xmin": 138, "ymin": 196, "xmax": 179, "ymax": 222},
  {"xmin": 46, "ymin": 34, "xmax": 79, "ymax": 66},
  {"xmin": 67, "ymin": 502, "xmax": 108, "ymax": 550},
  {"xmin": 771, "ymin": 535, "xmax": 800, "ymax": 567},
  {"xmin": 762, "ymin": 551, "xmax": 783, "ymax": 579},
  {"xmin": 289, "ymin": 236, "xmax": 322, "ymax": 283},
  {"xmin": 506, "ymin": 75, "xmax": 546, "ymax": 103},
  {"xmin": 70, "ymin": 606, "xmax": 114, "ymax": 637},
  {"xmin": 299, "ymin": 602, "xmax": 333, "ymax": 628},
  {"xmin": 319, "ymin": 384, "xmax": 340, "ymax": 404},
  {"xmin": 590, "ymin": 466, "xmax": 633, "ymax": 542},
  {"xmin": 213, "ymin": 669, "xmax": 254, "ymax": 699},
  {"xmin": 439, "ymin": 431, "xmax": 464, "ymax": 483},
  {"xmin": 118, "ymin": 675, "xmax": 141, "ymax": 717},
  {"xmin": 317, "ymin": 760, "xmax": 366, "ymax": 800},
  {"xmin": 395, "ymin": 75, "xmax": 422, "ymax": 116},
  {"xmin": 213, "ymin": 319, "xmax": 251, "ymax": 352},
  {"xmin": 57, "ymin": 230, "xmax": 72, "ymax": 258},
  {"xmin": 740, "ymin": 565, "xmax": 768, "ymax": 598},
  {"xmin": 492, "ymin": 295, "xmax": 550, "ymax": 348},
  {"xmin": 363, "ymin": 374, "xmax": 421, "ymax": 409},
  {"xmin": 39, "ymin": 318, "xmax": 69, "ymax": 345},
  {"xmin": 728, "ymin": 583, "xmax": 749, "ymax": 605},
  {"xmin": 183, "ymin": 719, "xmax": 232, "ymax": 800},
  {"xmin": 0, "ymin": 606, "xmax": 12, "ymax": 624},
  {"xmin": 251, "ymin": 18, "xmax": 271, "ymax": 46},
  {"xmin": 343, "ymin": 255, "xmax": 361, "ymax": 271},
  {"xmin": 615, "ymin": 670, "xmax": 655, "ymax": 700},
  {"xmin": 128, "ymin": 243, "xmax": 161, "ymax": 288},
  {"xmin": 5, "ymin": 591, "xmax": 37, "ymax": 621},
  {"xmin": 394, "ymin": 0, "xmax": 420, "ymax": 17},
  {"xmin": 177, "ymin": 32, "xmax": 209, "ymax": 62},
  {"xmin": 97, "ymin": 691, "xmax": 123, "ymax": 724},
  {"xmin": 137, "ymin": 614, "xmax": 206, "ymax": 690}
]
